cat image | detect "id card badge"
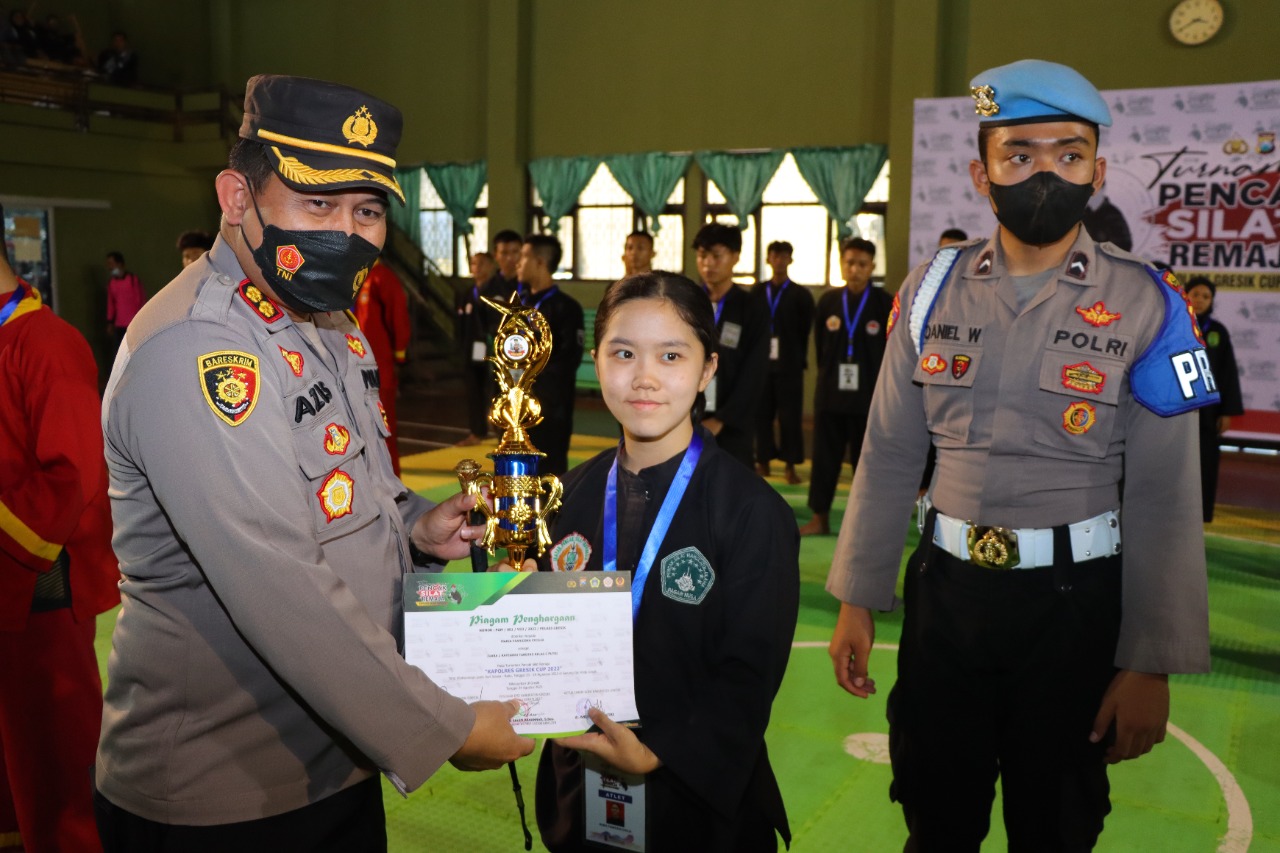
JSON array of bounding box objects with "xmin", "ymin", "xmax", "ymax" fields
[
  {"xmin": 719, "ymin": 321, "xmax": 742, "ymax": 349},
  {"xmin": 838, "ymin": 363, "xmax": 860, "ymax": 391},
  {"xmin": 769, "ymin": 336, "xmax": 779, "ymax": 361},
  {"xmin": 471, "ymin": 340, "xmax": 487, "ymax": 362},
  {"xmin": 584, "ymin": 754, "xmax": 646, "ymax": 851},
  {"xmin": 703, "ymin": 376, "xmax": 717, "ymax": 413}
]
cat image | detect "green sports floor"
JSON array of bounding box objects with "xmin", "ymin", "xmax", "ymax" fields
[{"xmin": 94, "ymin": 436, "xmax": 1280, "ymax": 852}]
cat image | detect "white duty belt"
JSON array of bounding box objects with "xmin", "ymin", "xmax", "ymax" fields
[{"xmin": 920, "ymin": 497, "xmax": 1121, "ymax": 570}]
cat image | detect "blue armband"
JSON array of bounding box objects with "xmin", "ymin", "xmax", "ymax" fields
[{"xmin": 1129, "ymin": 268, "xmax": 1221, "ymax": 416}]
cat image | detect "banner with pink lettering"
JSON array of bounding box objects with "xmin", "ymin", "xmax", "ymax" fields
[{"xmin": 910, "ymin": 80, "xmax": 1280, "ymax": 425}]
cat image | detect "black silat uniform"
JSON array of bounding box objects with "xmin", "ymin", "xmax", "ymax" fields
[
  {"xmin": 751, "ymin": 279, "xmax": 815, "ymax": 467},
  {"xmin": 702, "ymin": 284, "xmax": 769, "ymax": 469},
  {"xmin": 524, "ymin": 285, "xmax": 584, "ymax": 475}
]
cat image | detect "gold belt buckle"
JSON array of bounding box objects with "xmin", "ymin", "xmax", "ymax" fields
[{"xmin": 967, "ymin": 525, "xmax": 1020, "ymax": 569}]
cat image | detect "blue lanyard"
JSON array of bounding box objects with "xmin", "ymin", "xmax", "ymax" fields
[
  {"xmin": 471, "ymin": 285, "xmax": 479, "ymax": 304},
  {"xmin": 603, "ymin": 432, "xmax": 704, "ymax": 621},
  {"xmin": 842, "ymin": 286, "xmax": 872, "ymax": 360},
  {"xmin": 0, "ymin": 285, "xmax": 26, "ymax": 327},
  {"xmin": 526, "ymin": 285, "xmax": 557, "ymax": 312},
  {"xmin": 703, "ymin": 283, "xmax": 726, "ymax": 326},
  {"xmin": 765, "ymin": 280, "xmax": 788, "ymax": 332}
]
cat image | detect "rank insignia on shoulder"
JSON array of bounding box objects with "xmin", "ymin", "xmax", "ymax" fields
[
  {"xmin": 346, "ymin": 334, "xmax": 367, "ymax": 358},
  {"xmin": 550, "ymin": 532, "xmax": 591, "ymax": 571},
  {"xmin": 278, "ymin": 346, "xmax": 304, "ymax": 377},
  {"xmin": 239, "ymin": 281, "xmax": 283, "ymax": 323},
  {"xmin": 199, "ymin": 350, "xmax": 260, "ymax": 426},
  {"xmin": 660, "ymin": 547, "xmax": 715, "ymax": 605},
  {"xmin": 1062, "ymin": 401, "xmax": 1097, "ymax": 435},
  {"xmin": 1075, "ymin": 301, "xmax": 1121, "ymax": 327},
  {"xmin": 1066, "ymin": 252, "xmax": 1089, "ymax": 280},
  {"xmin": 975, "ymin": 250, "xmax": 994, "ymax": 276},
  {"xmin": 323, "ymin": 423, "xmax": 351, "ymax": 455},
  {"xmin": 921, "ymin": 353, "xmax": 947, "ymax": 375},
  {"xmin": 1062, "ymin": 362, "xmax": 1106, "ymax": 394},
  {"xmin": 318, "ymin": 469, "xmax": 354, "ymax": 522}
]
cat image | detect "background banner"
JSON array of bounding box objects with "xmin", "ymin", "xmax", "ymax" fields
[{"xmin": 910, "ymin": 80, "xmax": 1280, "ymax": 422}]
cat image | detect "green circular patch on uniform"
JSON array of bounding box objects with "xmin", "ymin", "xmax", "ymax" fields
[{"xmin": 660, "ymin": 546, "xmax": 715, "ymax": 605}]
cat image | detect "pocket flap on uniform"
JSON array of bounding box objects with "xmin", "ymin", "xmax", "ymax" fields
[
  {"xmin": 1038, "ymin": 356, "xmax": 1123, "ymax": 405},
  {"xmin": 912, "ymin": 346, "xmax": 980, "ymax": 388},
  {"xmin": 292, "ymin": 417, "xmax": 368, "ymax": 479}
]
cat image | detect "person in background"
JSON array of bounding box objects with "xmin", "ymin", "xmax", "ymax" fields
[
  {"xmin": 1, "ymin": 204, "xmax": 119, "ymax": 853},
  {"xmin": 354, "ymin": 256, "xmax": 412, "ymax": 475},
  {"xmin": 177, "ymin": 230, "xmax": 215, "ymax": 268},
  {"xmin": 456, "ymin": 251, "xmax": 500, "ymax": 447},
  {"xmin": 800, "ymin": 238, "xmax": 891, "ymax": 536},
  {"xmin": 622, "ymin": 230, "xmax": 655, "ymax": 277},
  {"xmin": 938, "ymin": 228, "xmax": 968, "ymax": 246},
  {"xmin": 751, "ymin": 240, "xmax": 813, "ymax": 484},
  {"xmin": 1184, "ymin": 275, "xmax": 1244, "ymax": 522},
  {"xmin": 105, "ymin": 251, "xmax": 146, "ymax": 361},
  {"xmin": 693, "ymin": 222, "xmax": 769, "ymax": 469},
  {"xmin": 491, "ymin": 229, "xmax": 523, "ymax": 297},
  {"xmin": 516, "ymin": 234, "xmax": 584, "ymax": 475},
  {"xmin": 96, "ymin": 31, "xmax": 137, "ymax": 86}
]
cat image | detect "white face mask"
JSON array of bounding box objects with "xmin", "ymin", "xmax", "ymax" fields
[{"xmin": 110, "ymin": 268, "xmax": 124, "ymax": 278}]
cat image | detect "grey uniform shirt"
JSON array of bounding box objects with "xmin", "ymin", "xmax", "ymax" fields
[
  {"xmin": 96, "ymin": 237, "xmax": 475, "ymax": 825},
  {"xmin": 826, "ymin": 227, "xmax": 1210, "ymax": 674}
]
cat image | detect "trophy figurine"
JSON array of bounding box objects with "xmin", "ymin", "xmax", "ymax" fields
[{"xmin": 455, "ymin": 292, "xmax": 563, "ymax": 570}]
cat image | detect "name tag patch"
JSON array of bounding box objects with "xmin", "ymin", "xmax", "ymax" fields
[
  {"xmin": 720, "ymin": 321, "xmax": 742, "ymax": 349},
  {"xmin": 660, "ymin": 547, "xmax": 714, "ymax": 605}
]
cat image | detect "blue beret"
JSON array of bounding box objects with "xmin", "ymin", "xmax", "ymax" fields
[{"xmin": 969, "ymin": 59, "xmax": 1112, "ymax": 128}]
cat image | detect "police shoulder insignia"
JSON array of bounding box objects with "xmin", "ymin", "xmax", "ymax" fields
[
  {"xmin": 921, "ymin": 353, "xmax": 947, "ymax": 375},
  {"xmin": 885, "ymin": 292, "xmax": 900, "ymax": 338},
  {"xmin": 660, "ymin": 546, "xmax": 715, "ymax": 605},
  {"xmin": 346, "ymin": 334, "xmax": 367, "ymax": 358},
  {"xmin": 1062, "ymin": 362, "xmax": 1106, "ymax": 394},
  {"xmin": 199, "ymin": 350, "xmax": 260, "ymax": 426},
  {"xmin": 318, "ymin": 469, "xmax": 355, "ymax": 522},
  {"xmin": 238, "ymin": 281, "xmax": 283, "ymax": 323},
  {"xmin": 1075, "ymin": 301, "xmax": 1121, "ymax": 327},
  {"xmin": 278, "ymin": 345, "xmax": 304, "ymax": 376},
  {"xmin": 550, "ymin": 532, "xmax": 591, "ymax": 571},
  {"xmin": 1062, "ymin": 401, "xmax": 1097, "ymax": 435}
]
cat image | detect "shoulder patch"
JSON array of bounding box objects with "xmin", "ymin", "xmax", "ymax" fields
[
  {"xmin": 199, "ymin": 350, "xmax": 260, "ymax": 426},
  {"xmin": 659, "ymin": 546, "xmax": 715, "ymax": 605},
  {"xmin": 237, "ymin": 281, "xmax": 283, "ymax": 324},
  {"xmin": 550, "ymin": 532, "xmax": 591, "ymax": 571},
  {"xmin": 1130, "ymin": 267, "xmax": 1221, "ymax": 416}
]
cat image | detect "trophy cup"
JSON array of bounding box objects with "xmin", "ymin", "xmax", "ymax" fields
[{"xmin": 455, "ymin": 292, "xmax": 564, "ymax": 570}]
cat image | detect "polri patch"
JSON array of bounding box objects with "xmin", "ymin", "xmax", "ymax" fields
[
  {"xmin": 323, "ymin": 423, "xmax": 351, "ymax": 455},
  {"xmin": 550, "ymin": 532, "xmax": 591, "ymax": 571},
  {"xmin": 660, "ymin": 546, "xmax": 715, "ymax": 605},
  {"xmin": 238, "ymin": 281, "xmax": 283, "ymax": 323},
  {"xmin": 951, "ymin": 354, "xmax": 971, "ymax": 379},
  {"xmin": 346, "ymin": 334, "xmax": 367, "ymax": 358},
  {"xmin": 318, "ymin": 469, "xmax": 354, "ymax": 522},
  {"xmin": 921, "ymin": 353, "xmax": 947, "ymax": 375},
  {"xmin": 1062, "ymin": 362, "xmax": 1105, "ymax": 394},
  {"xmin": 199, "ymin": 350, "xmax": 260, "ymax": 426},
  {"xmin": 279, "ymin": 345, "xmax": 304, "ymax": 376},
  {"xmin": 1062, "ymin": 401, "xmax": 1097, "ymax": 435}
]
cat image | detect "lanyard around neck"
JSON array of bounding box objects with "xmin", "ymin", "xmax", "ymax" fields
[{"xmin": 843, "ymin": 286, "xmax": 872, "ymax": 360}]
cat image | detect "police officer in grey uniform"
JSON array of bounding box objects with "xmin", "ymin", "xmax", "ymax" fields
[
  {"xmin": 825, "ymin": 60, "xmax": 1217, "ymax": 850},
  {"xmin": 94, "ymin": 75, "xmax": 532, "ymax": 851}
]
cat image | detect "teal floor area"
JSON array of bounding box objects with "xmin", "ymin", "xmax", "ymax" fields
[{"xmin": 92, "ymin": 455, "xmax": 1280, "ymax": 852}]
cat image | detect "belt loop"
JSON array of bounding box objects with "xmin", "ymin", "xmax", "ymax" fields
[
  {"xmin": 920, "ymin": 507, "xmax": 940, "ymax": 574},
  {"xmin": 1051, "ymin": 524, "xmax": 1073, "ymax": 593}
]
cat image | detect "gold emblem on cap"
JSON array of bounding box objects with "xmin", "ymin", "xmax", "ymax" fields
[
  {"xmin": 971, "ymin": 84, "xmax": 999, "ymax": 118},
  {"xmin": 342, "ymin": 105, "xmax": 378, "ymax": 148}
]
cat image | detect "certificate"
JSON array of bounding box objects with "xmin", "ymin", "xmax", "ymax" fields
[{"xmin": 403, "ymin": 572, "xmax": 639, "ymax": 736}]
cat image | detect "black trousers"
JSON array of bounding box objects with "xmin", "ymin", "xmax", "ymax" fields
[
  {"xmin": 754, "ymin": 369, "xmax": 805, "ymax": 465},
  {"xmin": 464, "ymin": 359, "xmax": 492, "ymax": 437},
  {"xmin": 889, "ymin": 532, "xmax": 1121, "ymax": 853},
  {"xmin": 807, "ymin": 407, "xmax": 869, "ymax": 514},
  {"xmin": 1198, "ymin": 412, "xmax": 1221, "ymax": 523},
  {"xmin": 95, "ymin": 776, "xmax": 386, "ymax": 853}
]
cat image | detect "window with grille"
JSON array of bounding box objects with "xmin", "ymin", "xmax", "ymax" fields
[{"xmin": 418, "ymin": 173, "xmax": 489, "ymax": 277}]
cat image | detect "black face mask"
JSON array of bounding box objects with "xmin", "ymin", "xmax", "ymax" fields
[
  {"xmin": 987, "ymin": 171, "xmax": 1096, "ymax": 247},
  {"xmin": 241, "ymin": 193, "xmax": 381, "ymax": 315}
]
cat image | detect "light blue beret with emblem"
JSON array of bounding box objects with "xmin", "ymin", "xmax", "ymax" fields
[{"xmin": 969, "ymin": 59, "xmax": 1112, "ymax": 128}]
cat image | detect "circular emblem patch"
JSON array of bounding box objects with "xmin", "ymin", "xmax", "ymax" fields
[
  {"xmin": 318, "ymin": 470, "xmax": 355, "ymax": 522},
  {"xmin": 865, "ymin": 320, "xmax": 881, "ymax": 336},
  {"xmin": 276, "ymin": 245, "xmax": 305, "ymax": 275},
  {"xmin": 503, "ymin": 334, "xmax": 530, "ymax": 361},
  {"xmin": 659, "ymin": 546, "xmax": 715, "ymax": 605},
  {"xmin": 1062, "ymin": 401, "xmax": 1097, "ymax": 435},
  {"xmin": 550, "ymin": 532, "xmax": 591, "ymax": 571},
  {"xmin": 825, "ymin": 315, "xmax": 842, "ymax": 332}
]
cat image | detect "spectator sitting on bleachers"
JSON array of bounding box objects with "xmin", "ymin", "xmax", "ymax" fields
[
  {"xmin": 2, "ymin": 9, "xmax": 40, "ymax": 61},
  {"xmin": 35, "ymin": 13, "xmax": 85, "ymax": 66},
  {"xmin": 96, "ymin": 30, "xmax": 136, "ymax": 85}
]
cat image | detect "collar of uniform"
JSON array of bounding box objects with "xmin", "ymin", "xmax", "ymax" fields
[
  {"xmin": 207, "ymin": 235, "xmax": 300, "ymax": 333},
  {"xmin": 961, "ymin": 225, "xmax": 1100, "ymax": 287}
]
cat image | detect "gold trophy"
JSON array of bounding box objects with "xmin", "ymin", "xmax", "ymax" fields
[{"xmin": 455, "ymin": 293, "xmax": 564, "ymax": 570}]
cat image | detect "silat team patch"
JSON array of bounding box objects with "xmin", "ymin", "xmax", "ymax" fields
[
  {"xmin": 1062, "ymin": 362, "xmax": 1106, "ymax": 394},
  {"xmin": 550, "ymin": 532, "xmax": 591, "ymax": 571},
  {"xmin": 239, "ymin": 281, "xmax": 282, "ymax": 324},
  {"xmin": 278, "ymin": 346, "xmax": 304, "ymax": 377},
  {"xmin": 1062, "ymin": 401, "xmax": 1097, "ymax": 435},
  {"xmin": 318, "ymin": 469, "xmax": 354, "ymax": 522},
  {"xmin": 346, "ymin": 334, "xmax": 367, "ymax": 358},
  {"xmin": 199, "ymin": 350, "xmax": 260, "ymax": 426},
  {"xmin": 660, "ymin": 546, "xmax": 715, "ymax": 605},
  {"xmin": 921, "ymin": 353, "xmax": 947, "ymax": 375},
  {"xmin": 323, "ymin": 423, "xmax": 351, "ymax": 455}
]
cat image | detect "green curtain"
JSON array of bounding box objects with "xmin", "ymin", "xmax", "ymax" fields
[
  {"xmin": 424, "ymin": 161, "xmax": 487, "ymax": 235},
  {"xmin": 791, "ymin": 145, "xmax": 888, "ymax": 239},
  {"xmin": 390, "ymin": 166, "xmax": 422, "ymax": 246},
  {"xmin": 694, "ymin": 150, "xmax": 785, "ymax": 228},
  {"xmin": 604, "ymin": 152, "xmax": 691, "ymax": 233},
  {"xmin": 527, "ymin": 156, "xmax": 600, "ymax": 234}
]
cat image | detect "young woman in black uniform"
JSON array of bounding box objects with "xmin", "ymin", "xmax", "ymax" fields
[{"xmin": 530, "ymin": 272, "xmax": 799, "ymax": 852}]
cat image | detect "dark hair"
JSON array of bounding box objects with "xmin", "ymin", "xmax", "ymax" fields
[
  {"xmin": 766, "ymin": 240, "xmax": 793, "ymax": 256},
  {"xmin": 625, "ymin": 230, "xmax": 654, "ymax": 247},
  {"xmin": 939, "ymin": 228, "xmax": 968, "ymax": 242},
  {"xmin": 978, "ymin": 121, "xmax": 1099, "ymax": 165},
  {"xmin": 524, "ymin": 233, "xmax": 563, "ymax": 272},
  {"xmin": 473, "ymin": 250, "xmax": 494, "ymax": 261},
  {"xmin": 692, "ymin": 222, "xmax": 742, "ymax": 254},
  {"xmin": 839, "ymin": 237, "xmax": 876, "ymax": 258},
  {"xmin": 595, "ymin": 272, "xmax": 717, "ymax": 420},
  {"xmin": 227, "ymin": 138, "xmax": 275, "ymax": 193},
  {"xmin": 1184, "ymin": 275, "xmax": 1215, "ymax": 297},
  {"xmin": 493, "ymin": 229, "xmax": 523, "ymax": 247},
  {"xmin": 106, "ymin": 251, "xmax": 125, "ymax": 264},
  {"xmin": 177, "ymin": 230, "xmax": 215, "ymax": 251}
]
